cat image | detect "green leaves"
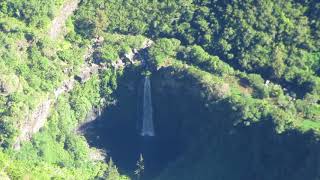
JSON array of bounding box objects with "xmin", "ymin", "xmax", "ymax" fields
[
  {"xmin": 0, "ymin": 0, "xmax": 61, "ymax": 27},
  {"xmin": 149, "ymin": 38, "xmax": 181, "ymax": 67}
]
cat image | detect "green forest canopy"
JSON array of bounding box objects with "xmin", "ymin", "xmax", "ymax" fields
[{"xmin": 0, "ymin": 0, "xmax": 319, "ymax": 179}]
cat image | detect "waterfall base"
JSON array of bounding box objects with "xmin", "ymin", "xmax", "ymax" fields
[{"xmin": 141, "ymin": 131, "xmax": 155, "ymax": 137}]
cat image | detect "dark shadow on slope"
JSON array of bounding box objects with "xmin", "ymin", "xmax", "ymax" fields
[
  {"xmin": 79, "ymin": 66, "xmax": 184, "ymax": 179},
  {"xmin": 80, "ymin": 64, "xmax": 320, "ymax": 180},
  {"xmin": 150, "ymin": 66, "xmax": 320, "ymax": 180}
]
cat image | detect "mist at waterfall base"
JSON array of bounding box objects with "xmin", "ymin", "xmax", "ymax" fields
[{"xmin": 80, "ymin": 72, "xmax": 183, "ymax": 179}]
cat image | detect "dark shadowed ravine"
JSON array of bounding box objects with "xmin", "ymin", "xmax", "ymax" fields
[{"xmin": 79, "ymin": 68, "xmax": 183, "ymax": 179}]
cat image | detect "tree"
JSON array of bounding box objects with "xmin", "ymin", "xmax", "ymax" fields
[
  {"xmin": 106, "ymin": 158, "xmax": 120, "ymax": 180},
  {"xmin": 134, "ymin": 154, "xmax": 144, "ymax": 180},
  {"xmin": 94, "ymin": 9, "xmax": 108, "ymax": 36},
  {"xmin": 271, "ymin": 44, "xmax": 286, "ymax": 79}
]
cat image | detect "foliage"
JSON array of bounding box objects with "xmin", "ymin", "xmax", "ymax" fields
[
  {"xmin": 0, "ymin": 73, "xmax": 126, "ymax": 179},
  {"xmin": 0, "ymin": 0, "xmax": 320, "ymax": 179},
  {"xmin": 0, "ymin": 0, "xmax": 65, "ymax": 28},
  {"xmin": 75, "ymin": 0, "xmax": 320, "ymax": 98},
  {"xmin": 148, "ymin": 38, "xmax": 180, "ymax": 67}
]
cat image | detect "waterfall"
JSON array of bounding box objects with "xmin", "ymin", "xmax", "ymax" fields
[{"xmin": 141, "ymin": 76, "xmax": 155, "ymax": 136}]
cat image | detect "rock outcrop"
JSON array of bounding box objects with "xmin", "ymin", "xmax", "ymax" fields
[
  {"xmin": 12, "ymin": 0, "xmax": 82, "ymax": 149},
  {"xmin": 48, "ymin": 0, "xmax": 80, "ymax": 39},
  {"xmin": 0, "ymin": 74, "xmax": 21, "ymax": 95},
  {"xmin": 14, "ymin": 99, "xmax": 52, "ymax": 149},
  {"xmin": 13, "ymin": 38, "xmax": 154, "ymax": 149}
]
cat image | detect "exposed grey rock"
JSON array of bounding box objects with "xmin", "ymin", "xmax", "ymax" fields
[
  {"xmin": 0, "ymin": 80, "xmax": 9, "ymax": 94},
  {"xmin": 124, "ymin": 49, "xmax": 135, "ymax": 63},
  {"xmin": 13, "ymin": 38, "xmax": 153, "ymax": 150},
  {"xmin": 48, "ymin": 0, "xmax": 80, "ymax": 39},
  {"xmin": 0, "ymin": 74, "xmax": 21, "ymax": 95},
  {"xmin": 14, "ymin": 98, "xmax": 52, "ymax": 150}
]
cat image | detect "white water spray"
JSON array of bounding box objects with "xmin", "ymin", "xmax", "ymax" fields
[{"xmin": 141, "ymin": 76, "xmax": 155, "ymax": 136}]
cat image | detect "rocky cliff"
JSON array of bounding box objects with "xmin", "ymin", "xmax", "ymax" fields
[{"xmin": 13, "ymin": 38, "xmax": 154, "ymax": 149}]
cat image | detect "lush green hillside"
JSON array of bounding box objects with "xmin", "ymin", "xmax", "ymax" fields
[
  {"xmin": 76, "ymin": 0, "xmax": 320, "ymax": 97},
  {"xmin": 0, "ymin": 0, "xmax": 132, "ymax": 179},
  {"xmin": 0, "ymin": 0, "xmax": 319, "ymax": 179},
  {"xmin": 75, "ymin": 0, "xmax": 319, "ymax": 127}
]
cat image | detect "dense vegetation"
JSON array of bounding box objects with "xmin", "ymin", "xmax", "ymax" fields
[
  {"xmin": 0, "ymin": 0, "xmax": 140, "ymax": 178},
  {"xmin": 76, "ymin": 0, "xmax": 320, "ymax": 97},
  {"xmin": 1, "ymin": 75, "xmax": 121, "ymax": 179},
  {"xmin": 0, "ymin": 0, "xmax": 319, "ymax": 179},
  {"xmin": 75, "ymin": 0, "xmax": 319, "ymax": 127}
]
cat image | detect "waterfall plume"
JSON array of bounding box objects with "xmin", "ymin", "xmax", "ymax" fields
[{"xmin": 141, "ymin": 76, "xmax": 155, "ymax": 136}]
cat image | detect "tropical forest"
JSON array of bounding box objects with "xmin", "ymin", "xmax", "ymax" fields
[{"xmin": 0, "ymin": 0, "xmax": 319, "ymax": 179}]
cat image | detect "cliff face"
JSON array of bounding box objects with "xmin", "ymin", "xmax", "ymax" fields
[
  {"xmin": 13, "ymin": 67, "xmax": 91, "ymax": 149},
  {"xmin": 151, "ymin": 66, "xmax": 320, "ymax": 180},
  {"xmin": 11, "ymin": 0, "xmax": 80, "ymax": 149},
  {"xmin": 13, "ymin": 39, "xmax": 154, "ymax": 149},
  {"xmin": 13, "ymin": 44, "xmax": 96, "ymax": 149},
  {"xmin": 13, "ymin": 99, "xmax": 52, "ymax": 149},
  {"xmin": 48, "ymin": 0, "xmax": 80, "ymax": 39}
]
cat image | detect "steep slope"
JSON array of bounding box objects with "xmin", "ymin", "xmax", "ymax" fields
[
  {"xmin": 10, "ymin": 0, "xmax": 82, "ymax": 149},
  {"xmin": 48, "ymin": 0, "xmax": 80, "ymax": 39},
  {"xmin": 0, "ymin": 0, "xmax": 319, "ymax": 179},
  {"xmin": 0, "ymin": 1, "xmax": 147, "ymax": 179}
]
